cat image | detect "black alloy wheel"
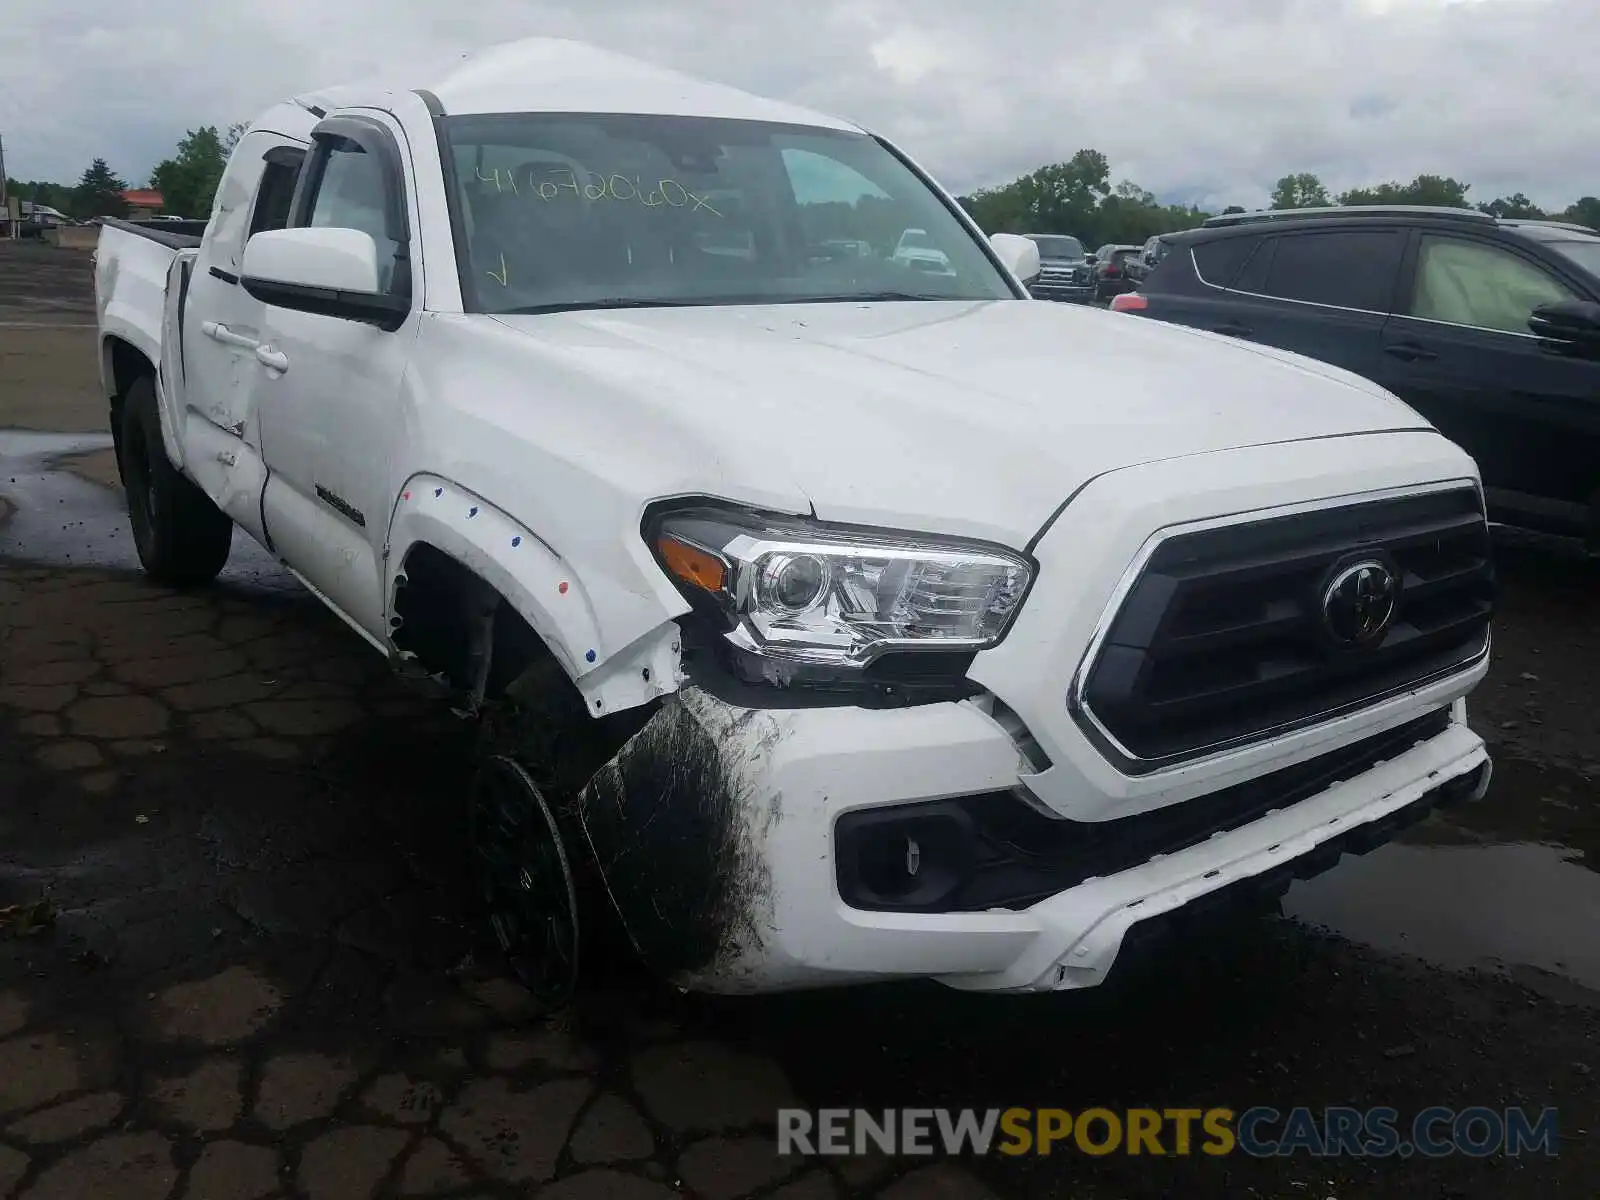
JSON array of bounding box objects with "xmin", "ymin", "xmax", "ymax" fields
[{"xmin": 468, "ymin": 753, "xmax": 581, "ymax": 1012}]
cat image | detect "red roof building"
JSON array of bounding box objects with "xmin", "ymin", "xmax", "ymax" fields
[{"xmin": 122, "ymin": 189, "xmax": 164, "ymax": 215}]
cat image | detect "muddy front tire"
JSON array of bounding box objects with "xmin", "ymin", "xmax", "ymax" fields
[
  {"xmin": 469, "ymin": 753, "xmax": 583, "ymax": 1012},
  {"xmin": 469, "ymin": 666, "xmax": 651, "ymax": 1006},
  {"xmin": 120, "ymin": 375, "xmax": 233, "ymax": 587}
]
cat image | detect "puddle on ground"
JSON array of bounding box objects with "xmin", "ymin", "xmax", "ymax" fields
[
  {"xmin": 0, "ymin": 429, "xmax": 293, "ymax": 593},
  {"xmin": 1286, "ymin": 754, "xmax": 1600, "ymax": 997}
]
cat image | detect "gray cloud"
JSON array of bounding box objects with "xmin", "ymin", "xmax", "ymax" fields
[{"xmin": 1, "ymin": 0, "xmax": 1593, "ymax": 211}]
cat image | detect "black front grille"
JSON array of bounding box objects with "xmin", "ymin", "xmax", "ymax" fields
[{"xmin": 1076, "ymin": 487, "xmax": 1493, "ymax": 769}]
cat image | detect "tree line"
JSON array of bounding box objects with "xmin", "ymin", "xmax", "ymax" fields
[
  {"xmin": 5, "ymin": 123, "xmax": 245, "ymax": 221},
  {"xmin": 957, "ymin": 152, "xmax": 1600, "ymax": 246},
  {"xmin": 10, "ymin": 130, "xmax": 1599, "ymax": 242}
]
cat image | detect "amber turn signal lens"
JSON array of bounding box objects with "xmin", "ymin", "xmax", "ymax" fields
[{"xmin": 657, "ymin": 535, "xmax": 728, "ymax": 594}]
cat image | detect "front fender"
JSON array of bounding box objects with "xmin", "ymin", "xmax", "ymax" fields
[{"xmin": 386, "ymin": 474, "xmax": 684, "ymax": 716}]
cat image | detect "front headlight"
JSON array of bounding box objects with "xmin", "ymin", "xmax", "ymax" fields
[{"xmin": 647, "ymin": 504, "xmax": 1034, "ymax": 667}]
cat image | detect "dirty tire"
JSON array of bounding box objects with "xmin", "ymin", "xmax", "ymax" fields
[
  {"xmin": 121, "ymin": 375, "xmax": 233, "ymax": 587},
  {"xmin": 474, "ymin": 677, "xmax": 652, "ymax": 996},
  {"xmin": 469, "ymin": 753, "xmax": 582, "ymax": 1013}
]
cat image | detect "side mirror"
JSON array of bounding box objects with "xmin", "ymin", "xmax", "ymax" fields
[
  {"xmin": 989, "ymin": 233, "xmax": 1041, "ymax": 285},
  {"xmin": 1528, "ymin": 299, "xmax": 1600, "ymax": 360},
  {"xmin": 241, "ymin": 227, "xmax": 408, "ymax": 330}
]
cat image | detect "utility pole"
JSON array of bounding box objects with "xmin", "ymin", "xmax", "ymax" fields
[{"xmin": 0, "ymin": 133, "xmax": 9, "ymax": 237}]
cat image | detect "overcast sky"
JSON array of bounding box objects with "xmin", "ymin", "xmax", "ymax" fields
[{"xmin": 1, "ymin": 0, "xmax": 1594, "ymax": 212}]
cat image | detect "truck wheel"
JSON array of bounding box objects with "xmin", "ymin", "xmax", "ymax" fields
[
  {"xmin": 469, "ymin": 754, "xmax": 581, "ymax": 1011},
  {"xmin": 120, "ymin": 376, "xmax": 233, "ymax": 587}
]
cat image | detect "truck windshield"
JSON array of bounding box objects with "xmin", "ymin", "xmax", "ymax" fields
[
  {"xmin": 440, "ymin": 112, "xmax": 1015, "ymax": 313},
  {"xmin": 1028, "ymin": 236, "xmax": 1083, "ymax": 259}
]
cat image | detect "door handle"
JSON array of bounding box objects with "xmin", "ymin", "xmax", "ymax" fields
[
  {"xmin": 254, "ymin": 344, "xmax": 289, "ymax": 373},
  {"xmin": 1384, "ymin": 341, "xmax": 1438, "ymax": 362},
  {"xmin": 201, "ymin": 321, "xmax": 260, "ymax": 351},
  {"xmin": 1214, "ymin": 322, "xmax": 1253, "ymax": 337}
]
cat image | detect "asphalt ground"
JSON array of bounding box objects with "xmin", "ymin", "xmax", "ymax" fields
[{"xmin": 0, "ymin": 238, "xmax": 1595, "ymax": 1199}]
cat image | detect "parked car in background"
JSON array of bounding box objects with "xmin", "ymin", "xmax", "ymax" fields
[
  {"xmin": 816, "ymin": 238, "xmax": 874, "ymax": 261},
  {"xmin": 12, "ymin": 201, "xmax": 68, "ymax": 239},
  {"xmin": 1092, "ymin": 243, "xmax": 1142, "ymax": 302},
  {"xmin": 1022, "ymin": 233, "xmax": 1094, "ymax": 302},
  {"xmin": 1124, "ymin": 234, "xmax": 1175, "ymax": 285},
  {"xmin": 891, "ymin": 227, "xmax": 956, "ymax": 276},
  {"xmin": 1112, "ymin": 205, "xmax": 1600, "ymax": 548}
]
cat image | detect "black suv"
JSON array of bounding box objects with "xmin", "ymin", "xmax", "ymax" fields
[{"xmin": 1114, "ymin": 206, "xmax": 1600, "ymax": 547}]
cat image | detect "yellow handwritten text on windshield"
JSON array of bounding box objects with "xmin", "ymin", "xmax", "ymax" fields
[{"xmin": 476, "ymin": 165, "xmax": 723, "ymax": 217}]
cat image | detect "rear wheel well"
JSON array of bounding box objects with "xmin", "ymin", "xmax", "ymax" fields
[{"xmin": 105, "ymin": 337, "xmax": 155, "ymax": 470}]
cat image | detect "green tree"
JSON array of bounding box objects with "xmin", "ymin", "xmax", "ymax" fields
[
  {"xmin": 1094, "ymin": 181, "xmax": 1207, "ymax": 245},
  {"xmin": 149, "ymin": 125, "xmax": 231, "ymax": 220},
  {"xmin": 959, "ymin": 149, "xmax": 1113, "ymax": 239},
  {"xmin": 1270, "ymin": 173, "xmax": 1330, "ymax": 209},
  {"xmin": 959, "ymin": 152, "xmax": 1213, "ymax": 246},
  {"xmin": 1339, "ymin": 174, "xmax": 1472, "ymax": 208},
  {"xmin": 1478, "ymin": 193, "xmax": 1545, "ymax": 219},
  {"xmin": 1560, "ymin": 196, "xmax": 1600, "ymax": 230},
  {"xmin": 4, "ymin": 179, "xmax": 74, "ymax": 211},
  {"xmin": 72, "ymin": 159, "xmax": 129, "ymax": 219}
]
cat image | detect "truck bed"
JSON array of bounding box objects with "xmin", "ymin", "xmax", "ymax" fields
[
  {"xmin": 94, "ymin": 219, "xmax": 202, "ymax": 463},
  {"xmin": 98, "ymin": 217, "xmax": 207, "ymax": 250}
]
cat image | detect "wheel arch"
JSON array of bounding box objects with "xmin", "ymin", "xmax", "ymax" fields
[
  {"xmin": 102, "ymin": 334, "xmax": 156, "ymax": 470},
  {"xmin": 386, "ymin": 474, "xmax": 685, "ymax": 718}
]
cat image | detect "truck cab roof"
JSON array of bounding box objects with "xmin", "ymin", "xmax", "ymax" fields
[{"xmin": 287, "ymin": 37, "xmax": 861, "ymax": 130}]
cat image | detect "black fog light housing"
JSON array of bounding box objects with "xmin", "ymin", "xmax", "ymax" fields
[{"xmin": 835, "ymin": 804, "xmax": 975, "ymax": 912}]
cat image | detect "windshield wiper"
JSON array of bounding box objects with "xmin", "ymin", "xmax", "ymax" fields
[{"xmin": 497, "ymin": 298, "xmax": 709, "ymax": 315}]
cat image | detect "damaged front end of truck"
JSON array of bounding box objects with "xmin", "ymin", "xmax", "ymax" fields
[{"xmin": 573, "ymin": 690, "xmax": 791, "ymax": 991}]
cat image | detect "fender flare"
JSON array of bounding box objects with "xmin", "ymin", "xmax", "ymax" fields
[{"xmin": 385, "ymin": 474, "xmax": 683, "ymax": 715}]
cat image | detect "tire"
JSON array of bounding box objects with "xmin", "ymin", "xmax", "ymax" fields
[
  {"xmin": 469, "ymin": 754, "xmax": 583, "ymax": 1013},
  {"xmin": 120, "ymin": 375, "xmax": 233, "ymax": 587},
  {"xmin": 469, "ymin": 668, "xmax": 650, "ymax": 1008}
]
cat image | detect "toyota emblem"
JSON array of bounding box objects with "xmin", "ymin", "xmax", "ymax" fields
[{"xmin": 1321, "ymin": 558, "xmax": 1399, "ymax": 647}]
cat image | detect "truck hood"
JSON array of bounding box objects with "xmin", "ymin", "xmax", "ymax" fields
[{"xmin": 489, "ymin": 299, "xmax": 1432, "ymax": 547}]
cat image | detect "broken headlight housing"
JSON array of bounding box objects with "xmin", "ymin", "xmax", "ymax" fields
[{"xmin": 646, "ymin": 504, "xmax": 1034, "ymax": 672}]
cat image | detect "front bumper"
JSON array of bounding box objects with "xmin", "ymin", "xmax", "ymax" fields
[
  {"xmin": 576, "ymin": 684, "xmax": 1489, "ymax": 995},
  {"xmin": 577, "ymin": 435, "xmax": 1493, "ymax": 996}
]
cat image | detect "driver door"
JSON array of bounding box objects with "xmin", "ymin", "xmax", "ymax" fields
[{"xmin": 251, "ymin": 112, "xmax": 420, "ymax": 636}]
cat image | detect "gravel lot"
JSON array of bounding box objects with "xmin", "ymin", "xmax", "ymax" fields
[{"xmin": 0, "ymin": 239, "xmax": 1595, "ymax": 1199}]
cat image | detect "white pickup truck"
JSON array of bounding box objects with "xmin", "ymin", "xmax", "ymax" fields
[{"xmin": 94, "ymin": 37, "xmax": 1496, "ymax": 1008}]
